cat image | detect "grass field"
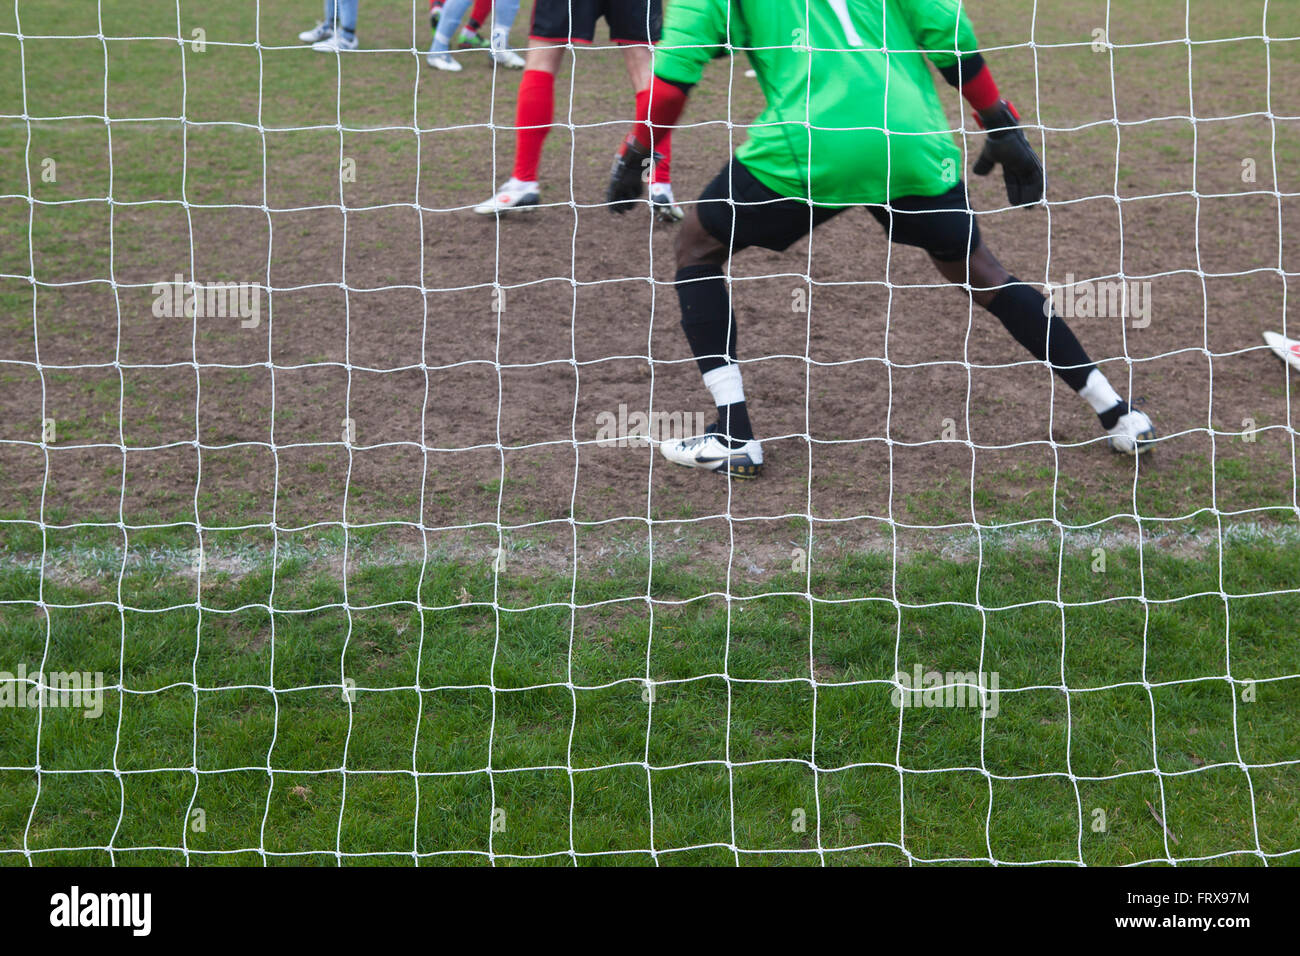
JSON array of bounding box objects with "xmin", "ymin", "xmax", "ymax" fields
[{"xmin": 0, "ymin": 0, "xmax": 1298, "ymax": 865}]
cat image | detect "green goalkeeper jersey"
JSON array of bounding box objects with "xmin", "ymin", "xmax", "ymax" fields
[{"xmin": 654, "ymin": 0, "xmax": 981, "ymax": 206}]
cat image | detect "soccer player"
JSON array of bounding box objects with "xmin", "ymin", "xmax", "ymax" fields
[
  {"xmin": 607, "ymin": 0, "xmax": 1158, "ymax": 479},
  {"xmin": 473, "ymin": 0, "xmax": 683, "ymax": 222},
  {"xmin": 298, "ymin": 0, "xmax": 360, "ymax": 51},
  {"xmin": 430, "ymin": 0, "xmax": 492, "ymax": 50},
  {"xmin": 428, "ymin": 0, "xmax": 525, "ymax": 70}
]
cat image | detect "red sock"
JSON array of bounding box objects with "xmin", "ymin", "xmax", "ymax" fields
[
  {"xmin": 512, "ymin": 70, "xmax": 555, "ymax": 183},
  {"xmin": 470, "ymin": 0, "xmax": 492, "ymax": 27},
  {"xmin": 654, "ymin": 137, "xmax": 671, "ymax": 184},
  {"xmin": 633, "ymin": 88, "xmax": 672, "ymax": 184}
]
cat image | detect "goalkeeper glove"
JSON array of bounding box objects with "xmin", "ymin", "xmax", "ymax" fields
[
  {"xmin": 972, "ymin": 100, "xmax": 1043, "ymax": 206},
  {"xmin": 606, "ymin": 136, "xmax": 660, "ymax": 213}
]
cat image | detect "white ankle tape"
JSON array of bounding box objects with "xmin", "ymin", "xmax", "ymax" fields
[
  {"xmin": 702, "ymin": 363, "xmax": 745, "ymax": 408},
  {"xmin": 1079, "ymin": 368, "xmax": 1122, "ymax": 415}
]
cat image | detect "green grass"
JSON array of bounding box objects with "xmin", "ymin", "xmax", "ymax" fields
[{"xmin": 0, "ymin": 527, "xmax": 1297, "ymax": 866}]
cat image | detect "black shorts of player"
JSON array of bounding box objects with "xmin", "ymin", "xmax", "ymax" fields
[
  {"xmin": 530, "ymin": 0, "xmax": 662, "ymax": 45},
  {"xmin": 696, "ymin": 157, "xmax": 982, "ymax": 262}
]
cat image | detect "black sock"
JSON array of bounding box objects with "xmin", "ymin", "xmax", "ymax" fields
[
  {"xmin": 675, "ymin": 264, "xmax": 736, "ymax": 375},
  {"xmin": 1097, "ymin": 401, "xmax": 1128, "ymax": 430},
  {"xmin": 985, "ymin": 277, "xmax": 1095, "ymax": 392},
  {"xmin": 718, "ymin": 401, "xmax": 754, "ymax": 444},
  {"xmin": 676, "ymin": 264, "xmax": 753, "ymax": 444},
  {"xmin": 466, "ymin": 17, "xmax": 481, "ymax": 31}
]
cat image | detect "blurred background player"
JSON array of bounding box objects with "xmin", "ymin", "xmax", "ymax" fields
[
  {"xmin": 430, "ymin": 0, "xmax": 491, "ymax": 50},
  {"xmin": 608, "ymin": 0, "xmax": 1157, "ymax": 479},
  {"xmin": 474, "ymin": 0, "xmax": 682, "ymax": 221},
  {"xmin": 298, "ymin": 0, "xmax": 360, "ymax": 51},
  {"xmin": 428, "ymin": 0, "xmax": 525, "ymax": 70}
]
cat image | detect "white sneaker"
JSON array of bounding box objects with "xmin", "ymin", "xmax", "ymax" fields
[
  {"xmin": 1105, "ymin": 403, "xmax": 1156, "ymax": 455},
  {"xmin": 474, "ymin": 178, "xmax": 540, "ymax": 214},
  {"xmin": 490, "ymin": 29, "xmax": 525, "ymax": 69},
  {"xmin": 650, "ymin": 183, "xmax": 684, "ymax": 222},
  {"xmin": 299, "ymin": 22, "xmax": 333, "ymax": 43},
  {"xmin": 426, "ymin": 50, "xmax": 462, "ymax": 71},
  {"xmin": 312, "ymin": 33, "xmax": 358, "ymax": 52},
  {"xmin": 660, "ymin": 423, "xmax": 763, "ymax": 479}
]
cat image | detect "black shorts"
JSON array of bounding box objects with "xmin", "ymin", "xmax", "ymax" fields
[
  {"xmin": 529, "ymin": 0, "xmax": 662, "ymax": 45},
  {"xmin": 696, "ymin": 158, "xmax": 982, "ymax": 262}
]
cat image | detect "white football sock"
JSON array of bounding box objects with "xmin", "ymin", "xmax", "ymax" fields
[
  {"xmin": 702, "ymin": 363, "xmax": 745, "ymax": 409},
  {"xmin": 1078, "ymin": 368, "xmax": 1122, "ymax": 415}
]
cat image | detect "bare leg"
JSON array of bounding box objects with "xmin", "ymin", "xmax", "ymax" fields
[
  {"xmin": 675, "ymin": 207, "xmax": 729, "ymax": 270},
  {"xmin": 930, "ymin": 242, "xmax": 1012, "ymax": 309},
  {"xmin": 621, "ymin": 43, "xmax": 652, "ymax": 91},
  {"xmin": 523, "ymin": 39, "xmax": 566, "ymax": 73}
]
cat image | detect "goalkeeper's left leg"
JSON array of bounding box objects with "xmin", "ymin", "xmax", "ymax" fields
[
  {"xmin": 926, "ymin": 240, "xmax": 1156, "ymax": 456},
  {"xmin": 868, "ymin": 186, "xmax": 1156, "ymax": 455}
]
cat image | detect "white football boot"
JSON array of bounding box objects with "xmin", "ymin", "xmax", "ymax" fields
[
  {"xmin": 474, "ymin": 178, "xmax": 540, "ymax": 214},
  {"xmin": 427, "ymin": 50, "xmax": 462, "ymax": 71},
  {"xmin": 1263, "ymin": 330, "xmax": 1300, "ymax": 371},
  {"xmin": 650, "ymin": 183, "xmax": 684, "ymax": 222},
  {"xmin": 312, "ymin": 32, "xmax": 358, "ymax": 52},
  {"xmin": 297, "ymin": 22, "xmax": 332, "ymax": 42},
  {"xmin": 490, "ymin": 29, "xmax": 525, "ymax": 69},
  {"xmin": 299, "ymin": 22, "xmax": 333, "ymax": 43},
  {"xmin": 1104, "ymin": 403, "xmax": 1157, "ymax": 455},
  {"xmin": 660, "ymin": 423, "xmax": 763, "ymax": 479}
]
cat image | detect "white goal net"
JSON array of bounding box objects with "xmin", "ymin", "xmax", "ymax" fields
[{"xmin": 0, "ymin": 0, "xmax": 1297, "ymax": 867}]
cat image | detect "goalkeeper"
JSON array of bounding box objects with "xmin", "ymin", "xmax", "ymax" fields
[{"xmin": 607, "ymin": 0, "xmax": 1156, "ymax": 479}]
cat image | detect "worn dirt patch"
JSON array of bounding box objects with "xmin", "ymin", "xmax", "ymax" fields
[{"xmin": 3, "ymin": 9, "xmax": 1299, "ymax": 549}]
